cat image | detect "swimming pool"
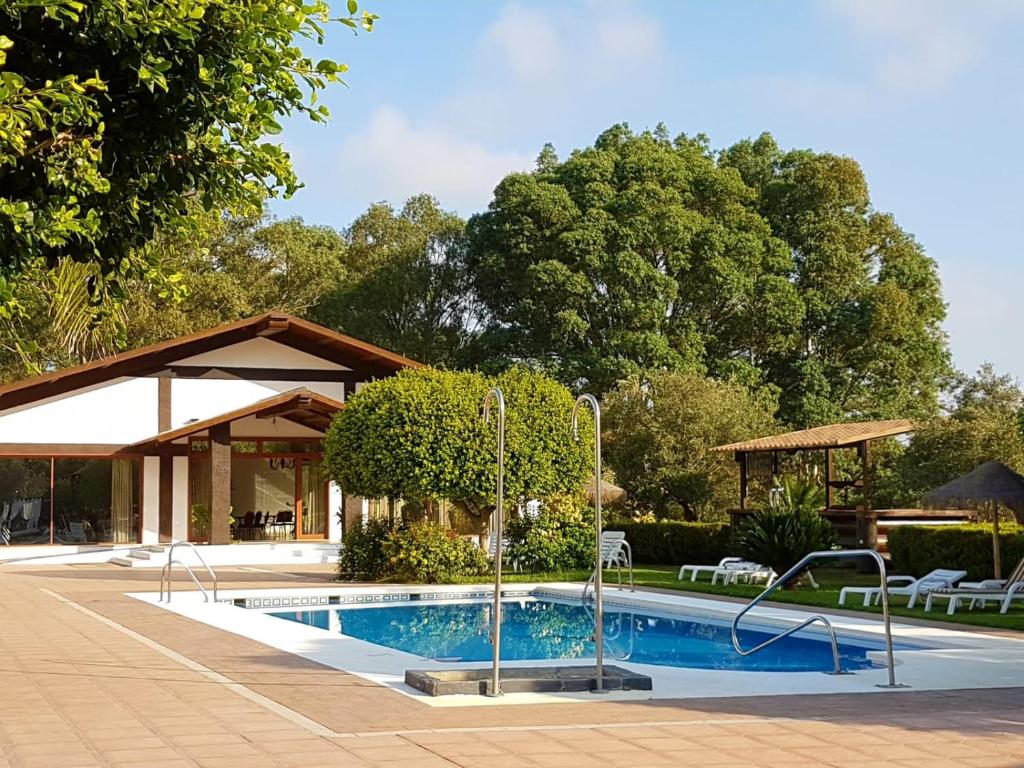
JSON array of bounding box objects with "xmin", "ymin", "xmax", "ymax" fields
[{"xmin": 271, "ymin": 597, "xmax": 907, "ymax": 672}]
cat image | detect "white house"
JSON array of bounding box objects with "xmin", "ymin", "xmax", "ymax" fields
[{"xmin": 0, "ymin": 312, "xmax": 419, "ymax": 563}]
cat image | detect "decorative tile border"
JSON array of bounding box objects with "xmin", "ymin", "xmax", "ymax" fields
[{"xmin": 238, "ymin": 588, "xmax": 534, "ymax": 610}]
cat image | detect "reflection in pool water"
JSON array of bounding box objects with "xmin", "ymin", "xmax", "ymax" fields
[{"xmin": 271, "ymin": 598, "xmax": 903, "ymax": 672}]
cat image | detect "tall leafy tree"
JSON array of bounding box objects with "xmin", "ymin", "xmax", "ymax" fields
[
  {"xmin": 466, "ymin": 125, "xmax": 950, "ymax": 425},
  {"xmin": 0, "ymin": 214, "xmax": 347, "ymax": 381},
  {"xmin": 466, "ymin": 125, "xmax": 800, "ymax": 394},
  {"xmin": 884, "ymin": 365, "xmax": 1024, "ymax": 504},
  {"xmin": 313, "ymin": 195, "xmax": 478, "ymax": 366},
  {"xmin": 0, "ymin": 0, "xmax": 374, "ymax": 304},
  {"xmin": 720, "ymin": 133, "xmax": 949, "ymax": 424},
  {"xmin": 603, "ymin": 371, "xmax": 778, "ymax": 521},
  {"xmin": 122, "ymin": 216, "xmax": 347, "ymax": 349}
]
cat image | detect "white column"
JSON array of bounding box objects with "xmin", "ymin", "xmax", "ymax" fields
[
  {"xmin": 172, "ymin": 456, "xmax": 189, "ymax": 541},
  {"xmin": 328, "ymin": 482, "xmax": 343, "ymax": 542},
  {"xmin": 141, "ymin": 457, "xmax": 160, "ymax": 544}
]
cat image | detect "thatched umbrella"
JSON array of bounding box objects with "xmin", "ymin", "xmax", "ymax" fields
[
  {"xmin": 587, "ymin": 478, "xmax": 627, "ymax": 507},
  {"xmin": 922, "ymin": 460, "xmax": 1024, "ymax": 579}
]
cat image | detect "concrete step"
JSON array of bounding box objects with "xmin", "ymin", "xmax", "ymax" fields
[
  {"xmin": 128, "ymin": 550, "xmax": 152, "ymax": 560},
  {"xmin": 109, "ymin": 557, "xmax": 135, "ymax": 567},
  {"xmin": 143, "ymin": 545, "xmax": 166, "ymax": 553}
]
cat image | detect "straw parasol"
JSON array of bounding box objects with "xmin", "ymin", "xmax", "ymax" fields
[
  {"xmin": 922, "ymin": 460, "xmax": 1024, "ymax": 579},
  {"xmin": 587, "ymin": 478, "xmax": 627, "ymax": 507}
]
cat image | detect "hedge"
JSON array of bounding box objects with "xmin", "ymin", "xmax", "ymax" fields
[
  {"xmin": 888, "ymin": 524, "xmax": 1024, "ymax": 580},
  {"xmin": 611, "ymin": 521, "xmax": 731, "ymax": 565}
]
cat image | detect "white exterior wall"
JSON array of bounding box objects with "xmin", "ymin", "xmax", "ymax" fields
[
  {"xmin": 142, "ymin": 457, "xmax": 160, "ymax": 544},
  {"xmin": 0, "ymin": 378, "xmax": 159, "ymax": 443}
]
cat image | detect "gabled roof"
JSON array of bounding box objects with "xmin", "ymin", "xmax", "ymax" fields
[
  {"xmin": 712, "ymin": 419, "xmax": 915, "ymax": 453},
  {"xmin": 0, "ymin": 312, "xmax": 421, "ymax": 411},
  {"xmin": 130, "ymin": 388, "xmax": 344, "ymax": 449}
]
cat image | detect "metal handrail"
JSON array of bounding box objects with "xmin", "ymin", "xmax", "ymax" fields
[
  {"xmin": 159, "ymin": 541, "xmax": 219, "ymax": 603},
  {"xmin": 731, "ymin": 549, "xmax": 900, "ymax": 687}
]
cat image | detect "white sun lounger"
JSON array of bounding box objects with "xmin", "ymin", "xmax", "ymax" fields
[
  {"xmin": 838, "ymin": 568, "xmax": 966, "ymax": 609},
  {"xmin": 711, "ymin": 562, "xmax": 777, "ymax": 586},
  {"xmin": 677, "ymin": 557, "xmax": 747, "ymax": 581},
  {"xmin": 924, "ymin": 559, "xmax": 1024, "ymax": 615}
]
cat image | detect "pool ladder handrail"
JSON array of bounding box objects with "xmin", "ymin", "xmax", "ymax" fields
[
  {"xmin": 159, "ymin": 541, "xmax": 219, "ymax": 603},
  {"xmin": 730, "ymin": 548, "xmax": 901, "ymax": 688}
]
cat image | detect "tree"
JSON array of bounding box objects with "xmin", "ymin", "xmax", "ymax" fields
[
  {"xmin": 122, "ymin": 215, "xmax": 347, "ymax": 349},
  {"xmin": 888, "ymin": 365, "xmax": 1024, "ymax": 503},
  {"xmin": 720, "ymin": 133, "xmax": 950, "ymax": 425},
  {"xmin": 0, "ymin": 213, "xmax": 347, "ymax": 381},
  {"xmin": 602, "ymin": 371, "xmax": 778, "ymax": 521},
  {"xmin": 0, "ymin": 0, "xmax": 374, "ymax": 299},
  {"xmin": 312, "ymin": 196, "xmax": 478, "ymax": 367},
  {"xmin": 465, "ymin": 125, "xmax": 950, "ymax": 425},
  {"xmin": 323, "ymin": 367, "xmax": 592, "ymax": 533},
  {"xmin": 466, "ymin": 125, "xmax": 800, "ymax": 395}
]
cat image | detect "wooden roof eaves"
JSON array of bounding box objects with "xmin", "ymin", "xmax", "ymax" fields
[{"xmin": 0, "ymin": 312, "xmax": 421, "ymax": 412}]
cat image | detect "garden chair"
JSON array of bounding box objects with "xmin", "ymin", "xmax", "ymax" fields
[
  {"xmin": 487, "ymin": 532, "xmax": 520, "ymax": 572},
  {"xmin": 710, "ymin": 561, "xmax": 777, "ymax": 586},
  {"xmin": 924, "ymin": 558, "xmax": 1024, "ymax": 615},
  {"xmin": 838, "ymin": 568, "xmax": 966, "ymax": 609},
  {"xmin": 678, "ymin": 556, "xmax": 747, "ymax": 581}
]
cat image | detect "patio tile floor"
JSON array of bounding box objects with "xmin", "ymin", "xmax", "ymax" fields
[{"xmin": 1, "ymin": 563, "xmax": 1022, "ymax": 767}]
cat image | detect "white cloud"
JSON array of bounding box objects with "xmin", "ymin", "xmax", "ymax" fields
[
  {"xmin": 336, "ymin": 107, "xmax": 534, "ymax": 215},
  {"xmin": 325, "ymin": 2, "xmax": 668, "ymax": 216},
  {"xmin": 482, "ymin": 4, "xmax": 563, "ymax": 82},
  {"xmin": 827, "ymin": 0, "xmax": 1024, "ymax": 90}
]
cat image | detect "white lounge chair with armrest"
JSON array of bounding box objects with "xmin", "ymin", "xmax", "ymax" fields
[
  {"xmin": 838, "ymin": 568, "xmax": 967, "ymax": 609},
  {"xmin": 924, "ymin": 558, "xmax": 1024, "ymax": 615},
  {"xmin": 711, "ymin": 561, "xmax": 777, "ymax": 586},
  {"xmin": 678, "ymin": 556, "xmax": 746, "ymax": 581},
  {"xmin": 600, "ymin": 531, "xmax": 634, "ymax": 590}
]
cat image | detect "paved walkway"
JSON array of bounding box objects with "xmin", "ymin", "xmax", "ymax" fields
[{"xmin": 0, "ymin": 564, "xmax": 1022, "ymax": 767}]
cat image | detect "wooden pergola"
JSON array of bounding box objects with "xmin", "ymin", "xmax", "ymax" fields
[
  {"xmin": 710, "ymin": 420, "xmax": 973, "ymax": 550},
  {"xmin": 713, "ymin": 419, "xmax": 915, "ymax": 512}
]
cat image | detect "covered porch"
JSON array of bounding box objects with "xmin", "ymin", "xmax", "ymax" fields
[{"xmin": 131, "ymin": 388, "xmax": 345, "ymax": 545}]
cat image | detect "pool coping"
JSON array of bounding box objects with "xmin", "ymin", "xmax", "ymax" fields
[{"xmin": 128, "ymin": 582, "xmax": 1024, "ymax": 706}]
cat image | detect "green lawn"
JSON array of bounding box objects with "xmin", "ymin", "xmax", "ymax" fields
[{"xmin": 468, "ymin": 565, "xmax": 1024, "ymax": 632}]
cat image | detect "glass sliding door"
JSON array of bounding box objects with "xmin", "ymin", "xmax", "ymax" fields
[
  {"xmin": 53, "ymin": 458, "xmax": 139, "ymax": 544},
  {"xmin": 0, "ymin": 459, "xmax": 52, "ymax": 545}
]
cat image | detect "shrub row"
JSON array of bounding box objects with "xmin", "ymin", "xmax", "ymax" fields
[
  {"xmin": 888, "ymin": 524, "xmax": 1024, "ymax": 580},
  {"xmin": 339, "ymin": 521, "xmax": 489, "ymax": 583},
  {"xmin": 610, "ymin": 520, "xmax": 731, "ymax": 565}
]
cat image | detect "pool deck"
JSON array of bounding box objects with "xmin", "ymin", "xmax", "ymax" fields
[{"xmin": 1, "ymin": 564, "xmax": 1023, "ymax": 768}]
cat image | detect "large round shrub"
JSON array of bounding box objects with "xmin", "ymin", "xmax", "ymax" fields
[{"xmin": 324, "ymin": 367, "xmax": 592, "ymax": 527}]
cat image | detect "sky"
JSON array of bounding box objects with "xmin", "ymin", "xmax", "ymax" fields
[{"xmin": 270, "ymin": 0, "xmax": 1024, "ymax": 383}]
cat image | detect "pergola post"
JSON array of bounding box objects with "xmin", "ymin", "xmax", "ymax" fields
[
  {"xmin": 737, "ymin": 451, "xmax": 748, "ymax": 510},
  {"xmin": 824, "ymin": 448, "xmax": 833, "ymax": 511},
  {"xmin": 209, "ymin": 422, "xmax": 232, "ymax": 545}
]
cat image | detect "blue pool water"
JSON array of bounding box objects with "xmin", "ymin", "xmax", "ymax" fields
[{"xmin": 270, "ymin": 598, "xmax": 906, "ymax": 672}]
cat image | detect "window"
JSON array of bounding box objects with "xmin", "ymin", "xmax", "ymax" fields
[
  {"xmin": 53, "ymin": 459, "xmax": 138, "ymax": 544},
  {"xmin": 0, "ymin": 459, "xmax": 51, "ymax": 545},
  {"xmin": 1, "ymin": 457, "xmax": 140, "ymax": 546}
]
